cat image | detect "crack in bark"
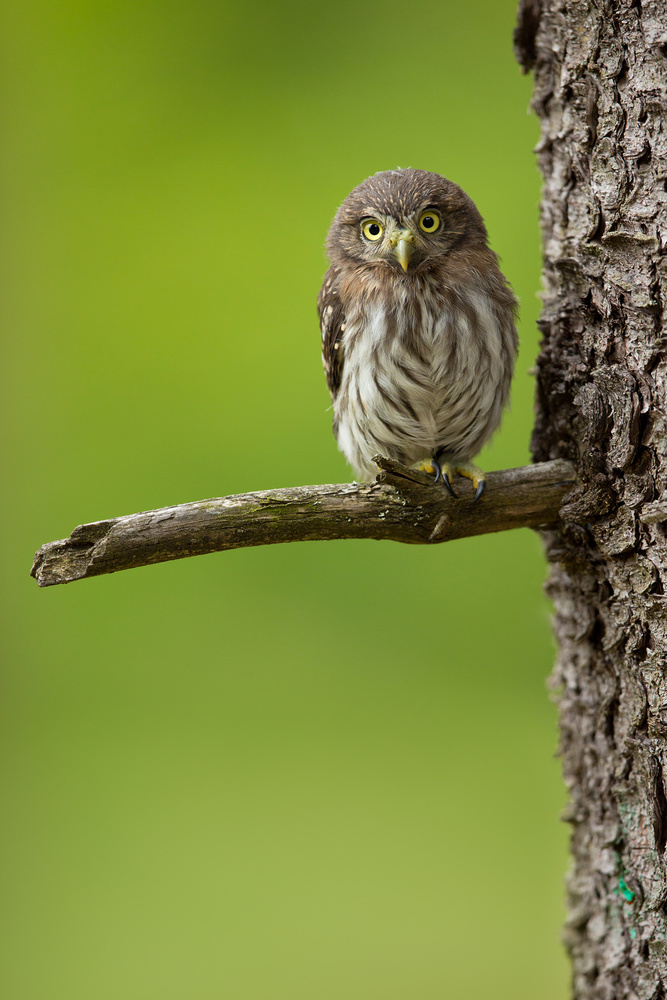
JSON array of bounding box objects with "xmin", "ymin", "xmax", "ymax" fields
[{"xmin": 654, "ymin": 767, "xmax": 667, "ymax": 856}]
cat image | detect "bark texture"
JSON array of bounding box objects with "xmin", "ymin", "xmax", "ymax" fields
[
  {"xmin": 516, "ymin": 1, "xmax": 667, "ymax": 997},
  {"xmin": 30, "ymin": 458, "xmax": 574, "ymax": 586}
]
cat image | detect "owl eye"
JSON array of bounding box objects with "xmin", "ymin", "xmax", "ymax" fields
[
  {"xmin": 361, "ymin": 219, "xmax": 384, "ymax": 242},
  {"xmin": 419, "ymin": 211, "xmax": 441, "ymax": 233}
]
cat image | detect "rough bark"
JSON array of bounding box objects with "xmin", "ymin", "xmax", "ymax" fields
[
  {"xmin": 516, "ymin": 1, "xmax": 667, "ymax": 997},
  {"xmin": 30, "ymin": 457, "xmax": 574, "ymax": 586}
]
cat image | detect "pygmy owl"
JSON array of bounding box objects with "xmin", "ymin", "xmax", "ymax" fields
[{"xmin": 318, "ymin": 169, "xmax": 518, "ymax": 498}]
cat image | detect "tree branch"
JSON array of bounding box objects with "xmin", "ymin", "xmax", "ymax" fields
[{"xmin": 30, "ymin": 457, "xmax": 576, "ymax": 587}]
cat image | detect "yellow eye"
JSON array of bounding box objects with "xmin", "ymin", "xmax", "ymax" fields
[
  {"xmin": 419, "ymin": 210, "xmax": 441, "ymax": 234},
  {"xmin": 362, "ymin": 219, "xmax": 384, "ymax": 241}
]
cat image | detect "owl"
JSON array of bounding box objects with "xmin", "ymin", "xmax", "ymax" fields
[{"xmin": 318, "ymin": 169, "xmax": 518, "ymax": 498}]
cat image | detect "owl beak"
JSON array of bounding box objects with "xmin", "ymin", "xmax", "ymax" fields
[{"xmin": 389, "ymin": 228, "xmax": 415, "ymax": 272}]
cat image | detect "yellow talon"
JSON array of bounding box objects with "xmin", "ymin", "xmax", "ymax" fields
[
  {"xmin": 411, "ymin": 458, "xmax": 442, "ymax": 485},
  {"xmin": 413, "ymin": 459, "xmax": 436, "ymax": 475},
  {"xmin": 411, "ymin": 459, "xmax": 486, "ymax": 499},
  {"xmin": 444, "ymin": 462, "xmax": 486, "ymax": 501}
]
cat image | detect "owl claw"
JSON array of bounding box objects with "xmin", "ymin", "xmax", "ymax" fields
[
  {"xmin": 412, "ymin": 458, "xmax": 484, "ymax": 498},
  {"xmin": 440, "ymin": 469, "xmax": 457, "ymax": 497},
  {"xmin": 437, "ymin": 461, "xmax": 485, "ymax": 500},
  {"xmin": 412, "ymin": 458, "xmax": 442, "ymax": 485},
  {"xmin": 454, "ymin": 462, "xmax": 486, "ymax": 501}
]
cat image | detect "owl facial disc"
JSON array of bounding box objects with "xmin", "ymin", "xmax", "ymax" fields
[{"xmin": 388, "ymin": 227, "xmax": 415, "ymax": 271}]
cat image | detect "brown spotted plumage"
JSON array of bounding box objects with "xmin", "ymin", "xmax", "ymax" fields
[{"xmin": 318, "ymin": 169, "xmax": 518, "ymax": 494}]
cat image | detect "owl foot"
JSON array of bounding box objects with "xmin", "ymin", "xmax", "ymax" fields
[
  {"xmin": 439, "ymin": 462, "xmax": 486, "ymax": 502},
  {"xmin": 412, "ymin": 458, "xmax": 442, "ymax": 485}
]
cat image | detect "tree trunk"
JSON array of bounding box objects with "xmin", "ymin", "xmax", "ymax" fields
[{"xmin": 516, "ymin": 1, "xmax": 667, "ymax": 997}]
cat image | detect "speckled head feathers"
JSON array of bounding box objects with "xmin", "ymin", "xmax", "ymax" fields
[{"xmin": 325, "ymin": 168, "xmax": 488, "ymax": 272}]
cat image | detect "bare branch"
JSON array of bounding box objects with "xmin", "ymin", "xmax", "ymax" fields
[{"xmin": 30, "ymin": 457, "xmax": 576, "ymax": 587}]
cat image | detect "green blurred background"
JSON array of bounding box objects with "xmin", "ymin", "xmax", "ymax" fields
[{"xmin": 1, "ymin": 1, "xmax": 569, "ymax": 997}]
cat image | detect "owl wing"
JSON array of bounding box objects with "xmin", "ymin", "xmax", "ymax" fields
[{"xmin": 317, "ymin": 268, "xmax": 346, "ymax": 401}]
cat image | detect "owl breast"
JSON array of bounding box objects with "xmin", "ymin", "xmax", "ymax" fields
[{"xmin": 333, "ymin": 279, "xmax": 512, "ymax": 480}]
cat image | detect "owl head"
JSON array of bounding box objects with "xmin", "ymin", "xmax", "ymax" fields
[{"xmin": 325, "ymin": 168, "xmax": 488, "ymax": 275}]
